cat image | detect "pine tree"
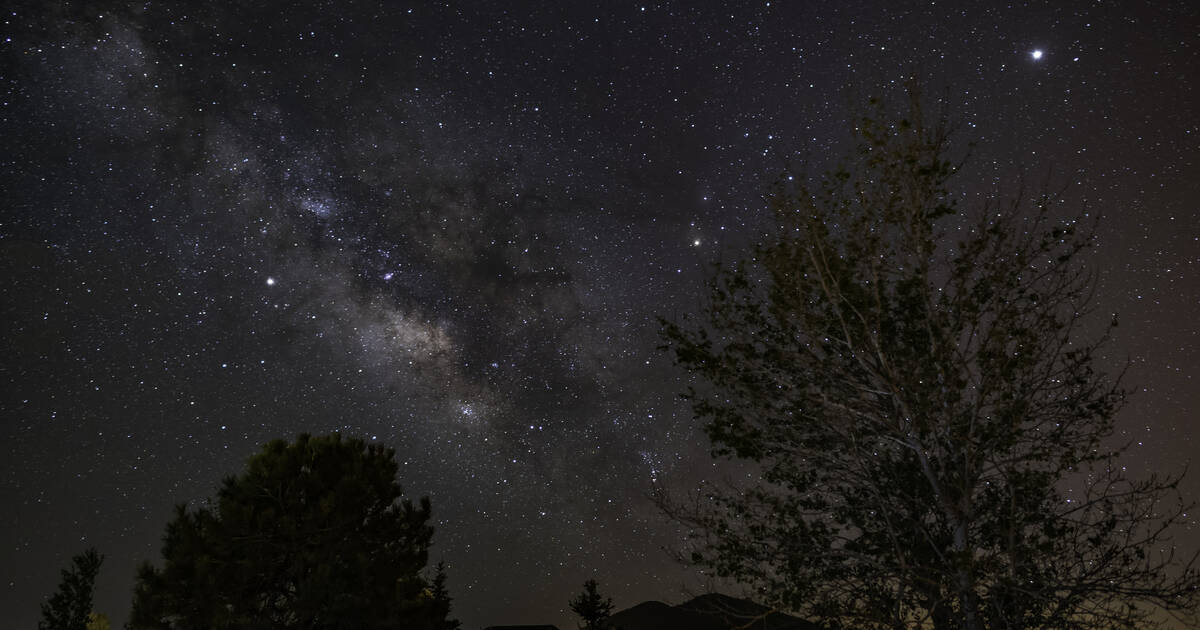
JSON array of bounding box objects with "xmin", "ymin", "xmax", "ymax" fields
[
  {"xmin": 569, "ymin": 579, "xmax": 614, "ymax": 630},
  {"xmin": 129, "ymin": 433, "xmax": 450, "ymax": 629},
  {"xmin": 39, "ymin": 548, "xmax": 103, "ymax": 630},
  {"xmin": 430, "ymin": 562, "xmax": 461, "ymax": 630}
]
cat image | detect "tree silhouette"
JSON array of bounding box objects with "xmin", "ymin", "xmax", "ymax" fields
[
  {"xmin": 129, "ymin": 433, "xmax": 448, "ymax": 629},
  {"xmin": 569, "ymin": 579, "xmax": 615, "ymax": 630},
  {"xmin": 39, "ymin": 547, "xmax": 103, "ymax": 630},
  {"xmin": 660, "ymin": 90, "xmax": 1199, "ymax": 630},
  {"xmin": 429, "ymin": 561, "xmax": 462, "ymax": 630}
]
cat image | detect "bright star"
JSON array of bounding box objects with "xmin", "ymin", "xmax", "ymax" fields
[
  {"xmin": 1031, "ymin": 49, "xmax": 1044, "ymax": 60},
  {"xmin": 266, "ymin": 277, "xmax": 276, "ymax": 286}
]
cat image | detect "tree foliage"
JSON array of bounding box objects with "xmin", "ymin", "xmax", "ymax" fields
[
  {"xmin": 429, "ymin": 561, "xmax": 462, "ymax": 630},
  {"xmin": 129, "ymin": 433, "xmax": 450, "ymax": 630},
  {"xmin": 85, "ymin": 613, "xmax": 110, "ymax": 630},
  {"xmin": 660, "ymin": 91, "xmax": 1199, "ymax": 630},
  {"xmin": 569, "ymin": 578, "xmax": 615, "ymax": 630},
  {"xmin": 39, "ymin": 547, "xmax": 104, "ymax": 630}
]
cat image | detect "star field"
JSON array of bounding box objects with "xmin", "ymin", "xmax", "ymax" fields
[{"xmin": 2, "ymin": 2, "xmax": 1197, "ymax": 629}]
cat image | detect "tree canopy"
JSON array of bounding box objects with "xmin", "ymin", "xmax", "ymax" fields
[
  {"xmin": 129, "ymin": 433, "xmax": 452, "ymax": 630},
  {"xmin": 39, "ymin": 547, "xmax": 104, "ymax": 630},
  {"xmin": 660, "ymin": 92, "xmax": 1199, "ymax": 630}
]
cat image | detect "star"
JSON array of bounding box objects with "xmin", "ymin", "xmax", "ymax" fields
[{"xmin": 6, "ymin": 4, "xmax": 1195, "ymax": 630}]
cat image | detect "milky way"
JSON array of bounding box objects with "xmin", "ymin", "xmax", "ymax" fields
[{"xmin": 3, "ymin": 3, "xmax": 1197, "ymax": 628}]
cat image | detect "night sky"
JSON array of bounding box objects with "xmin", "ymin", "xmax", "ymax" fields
[{"xmin": 3, "ymin": 2, "xmax": 1197, "ymax": 628}]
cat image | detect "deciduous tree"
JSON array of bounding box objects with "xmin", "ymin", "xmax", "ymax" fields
[{"xmin": 660, "ymin": 91, "xmax": 1199, "ymax": 630}]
